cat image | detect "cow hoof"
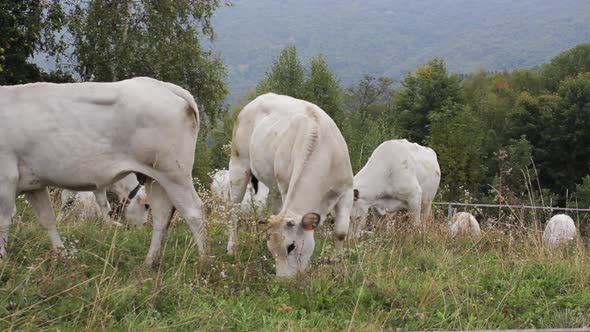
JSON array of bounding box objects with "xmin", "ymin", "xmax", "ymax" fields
[
  {"xmin": 147, "ymin": 261, "xmax": 160, "ymax": 270},
  {"xmin": 145, "ymin": 256, "xmax": 162, "ymax": 270}
]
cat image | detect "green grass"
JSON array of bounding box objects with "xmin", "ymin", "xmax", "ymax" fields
[{"xmin": 2, "ymin": 203, "xmax": 590, "ymax": 330}]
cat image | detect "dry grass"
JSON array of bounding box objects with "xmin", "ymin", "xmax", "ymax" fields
[{"xmin": 1, "ymin": 198, "xmax": 590, "ymax": 330}]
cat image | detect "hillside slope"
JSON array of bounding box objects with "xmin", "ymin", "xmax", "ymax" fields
[{"xmin": 211, "ymin": 0, "xmax": 590, "ymax": 100}]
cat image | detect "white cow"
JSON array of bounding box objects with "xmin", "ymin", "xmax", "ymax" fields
[
  {"xmin": 59, "ymin": 191, "xmax": 103, "ymax": 221},
  {"xmin": 229, "ymin": 93, "xmax": 354, "ymax": 277},
  {"xmin": 543, "ymin": 214, "xmax": 577, "ymax": 246},
  {"xmin": 210, "ymin": 169, "xmax": 269, "ymax": 212},
  {"xmin": 449, "ymin": 212, "xmax": 481, "ymax": 238},
  {"xmin": 0, "ymin": 77, "xmax": 207, "ymax": 267},
  {"xmin": 351, "ymin": 139, "xmax": 441, "ymax": 234},
  {"xmin": 58, "ymin": 174, "xmax": 149, "ymax": 227}
]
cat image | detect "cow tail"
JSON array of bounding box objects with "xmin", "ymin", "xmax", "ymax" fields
[{"xmin": 250, "ymin": 175, "xmax": 259, "ymax": 195}]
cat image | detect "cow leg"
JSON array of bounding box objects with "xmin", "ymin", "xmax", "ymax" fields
[
  {"xmin": 0, "ymin": 157, "xmax": 19, "ymax": 258},
  {"xmin": 156, "ymin": 180, "xmax": 208, "ymax": 259},
  {"xmin": 56, "ymin": 190, "xmax": 73, "ymax": 222},
  {"xmin": 408, "ymin": 192, "xmax": 422, "ymax": 225},
  {"xmin": 227, "ymin": 161, "xmax": 250, "ymax": 256},
  {"xmin": 333, "ymin": 190, "xmax": 354, "ymax": 254},
  {"xmin": 93, "ymin": 190, "xmax": 121, "ymax": 226},
  {"xmin": 144, "ymin": 181, "xmax": 174, "ymax": 268},
  {"xmin": 421, "ymin": 201, "xmax": 433, "ymax": 224},
  {"xmin": 0, "ymin": 187, "xmax": 17, "ymax": 259},
  {"xmin": 25, "ymin": 189, "xmax": 66, "ymax": 254}
]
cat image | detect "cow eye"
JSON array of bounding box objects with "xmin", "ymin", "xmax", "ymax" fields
[
  {"xmin": 143, "ymin": 204, "xmax": 150, "ymax": 210},
  {"xmin": 286, "ymin": 221, "xmax": 295, "ymax": 228},
  {"xmin": 287, "ymin": 242, "xmax": 295, "ymax": 254}
]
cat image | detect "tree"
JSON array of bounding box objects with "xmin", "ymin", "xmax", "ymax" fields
[
  {"xmin": 345, "ymin": 75, "xmax": 394, "ymax": 125},
  {"xmin": 395, "ymin": 58, "xmax": 462, "ymax": 143},
  {"xmin": 427, "ymin": 104, "xmax": 484, "ymax": 199},
  {"xmin": 342, "ymin": 75, "xmax": 396, "ymax": 172},
  {"xmin": 256, "ymin": 44, "xmax": 305, "ymax": 98},
  {"xmin": 209, "ymin": 106, "xmax": 238, "ymax": 171},
  {"xmin": 554, "ymin": 73, "xmax": 590, "ymax": 193},
  {"xmin": 491, "ymin": 137, "xmax": 534, "ymax": 204},
  {"xmin": 509, "ymin": 68, "xmax": 543, "ymax": 95},
  {"xmin": 509, "ymin": 93, "xmax": 562, "ymax": 188},
  {"xmin": 542, "ymin": 43, "xmax": 590, "ymax": 91},
  {"xmin": 64, "ymin": 0, "xmax": 227, "ymax": 119},
  {"xmin": 303, "ymin": 54, "xmax": 344, "ymax": 121},
  {"xmin": 0, "ymin": 0, "xmax": 70, "ymax": 84},
  {"xmin": 574, "ymin": 175, "xmax": 590, "ymax": 208}
]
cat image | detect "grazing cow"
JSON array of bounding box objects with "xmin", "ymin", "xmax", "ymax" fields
[
  {"xmin": 210, "ymin": 169, "xmax": 269, "ymax": 212},
  {"xmin": 58, "ymin": 191, "xmax": 102, "ymax": 221},
  {"xmin": 449, "ymin": 212, "xmax": 481, "ymax": 238},
  {"xmin": 0, "ymin": 77, "xmax": 207, "ymax": 266},
  {"xmin": 57, "ymin": 174, "xmax": 149, "ymax": 227},
  {"xmin": 351, "ymin": 139, "xmax": 440, "ymax": 234},
  {"xmin": 229, "ymin": 93, "xmax": 354, "ymax": 277},
  {"xmin": 543, "ymin": 214, "xmax": 577, "ymax": 246}
]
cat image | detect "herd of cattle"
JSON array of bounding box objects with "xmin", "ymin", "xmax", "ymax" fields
[{"xmin": 0, "ymin": 77, "xmax": 581, "ymax": 277}]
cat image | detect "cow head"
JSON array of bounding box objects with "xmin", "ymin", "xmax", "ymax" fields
[
  {"xmin": 266, "ymin": 212, "xmax": 320, "ymax": 277},
  {"xmin": 124, "ymin": 186, "xmax": 149, "ymax": 227}
]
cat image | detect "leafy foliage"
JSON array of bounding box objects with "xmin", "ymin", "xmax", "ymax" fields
[
  {"xmin": 342, "ymin": 75, "xmax": 397, "ymax": 171},
  {"xmin": 304, "ymin": 54, "xmax": 345, "ymax": 121},
  {"xmin": 0, "ymin": 0, "xmax": 71, "ymax": 84},
  {"xmin": 427, "ymin": 104, "xmax": 484, "ymax": 199},
  {"xmin": 542, "ymin": 43, "xmax": 590, "ymax": 91},
  {"xmin": 395, "ymin": 58, "xmax": 462, "ymax": 144},
  {"xmin": 574, "ymin": 175, "xmax": 590, "ymax": 208},
  {"xmin": 64, "ymin": 0, "xmax": 227, "ymax": 118},
  {"xmin": 256, "ymin": 44, "xmax": 305, "ymax": 98},
  {"xmin": 4, "ymin": 0, "xmax": 590, "ymax": 207}
]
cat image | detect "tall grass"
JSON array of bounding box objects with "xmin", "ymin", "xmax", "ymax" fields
[{"xmin": 1, "ymin": 200, "xmax": 590, "ymax": 330}]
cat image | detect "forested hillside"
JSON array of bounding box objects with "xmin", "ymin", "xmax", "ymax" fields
[
  {"xmin": 3, "ymin": 0, "xmax": 590, "ymax": 205},
  {"xmin": 203, "ymin": 42, "xmax": 590, "ymax": 208},
  {"xmin": 212, "ymin": 0, "xmax": 590, "ymax": 100}
]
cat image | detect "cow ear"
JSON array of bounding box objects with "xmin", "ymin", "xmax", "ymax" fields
[
  {"xmin": 301, "ymin": 213, "xmax": 320, "ymax": 231},
  {"xmin": 353, "ymin": 189, "xmax": 359, "ymax": 201}
]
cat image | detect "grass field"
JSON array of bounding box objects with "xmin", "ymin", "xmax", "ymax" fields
[{"xmin": 1, "ymin": 197, "xmax": 590, "ymax": 331}]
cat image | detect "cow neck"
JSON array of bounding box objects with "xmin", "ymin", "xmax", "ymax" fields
[{"xmin": 281, "ymin": 109, "xmax": 320, "ymax": 208}]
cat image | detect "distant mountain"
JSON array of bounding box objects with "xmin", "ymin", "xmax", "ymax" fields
[{"xmin": 211, "ymin": 0, "xmax": 590, "ymax": 102}]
